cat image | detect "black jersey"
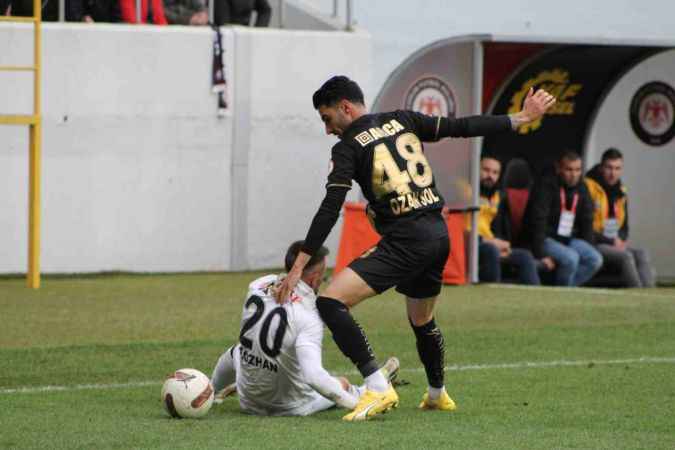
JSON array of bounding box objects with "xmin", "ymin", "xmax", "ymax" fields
[
  {"xmin": 301, "ymin": 110, "xmax": 512, "ymax": 254},
  {"xmin": 326, "ymin": 110, "xmax": 447, "ymax": 239}
]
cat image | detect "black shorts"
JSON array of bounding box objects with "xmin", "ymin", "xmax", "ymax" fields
[{"xmin": 348, "ymin": 234, "xmax": 450, "ymax": 299}]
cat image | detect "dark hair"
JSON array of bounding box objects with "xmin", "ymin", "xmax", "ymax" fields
[
  {"xmin": 284, "ymin": 241, "xmax": 329, "ymax": 274},
  {"xmin": 601, "ymin": 147, "xmax": 623, "ymax": 164},
  {"xmin": 558, "ymin": 150, "xmax": 581, "ymax": 163},
  {"xmin": 312, "ymin": 76, "xmax": 365, "ymax": 109},
  {"xmin": 480, "ymin": 153, "xmax": 502, "ymax": 165}
]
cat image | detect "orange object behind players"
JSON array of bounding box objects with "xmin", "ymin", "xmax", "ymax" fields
[{"xmin": 334, "ymin": 203, "xmax": 466, "ymax": 285}]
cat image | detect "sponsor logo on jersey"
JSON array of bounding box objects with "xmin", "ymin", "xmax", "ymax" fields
[
  {"xmin": 354, "ymin": 119, "xmax": 406, "ymax": 147},
  {"xmin": 404, "ymin": 76, "xmax": 457, "ymax": 118},
  {"xmin": 508, "ymin": 69, "xmax": 582, "ymax": 135},
  {"xmin": 630, "ymin": 81, "xmax": 675, "ymax": 146}
]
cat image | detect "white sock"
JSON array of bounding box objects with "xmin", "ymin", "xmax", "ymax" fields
[
  {"xmin": 350, "ymin": 384, "xmax": 366, "ymax": 398},
  {"xmin": 364, "ymin": 370, "xmax": 388, "ymax": 392},
  {"xmin": 428, "ymin": 386, "xmax": 445, "ymax": 400}
]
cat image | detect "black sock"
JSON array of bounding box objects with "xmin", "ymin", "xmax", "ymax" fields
[
  {"xmin": 316, "ymin": 296, "xmax": 379, "ymax": 378},
  {"xmin": 410, "ymin": 317, "xmax": 445, "ymax": 388}
]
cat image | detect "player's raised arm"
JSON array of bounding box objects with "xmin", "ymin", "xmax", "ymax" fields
[{"xmin": 407, "ymin": 87, "xmax": 556, "ymax": 141}]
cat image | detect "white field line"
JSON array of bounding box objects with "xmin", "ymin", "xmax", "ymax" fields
[
  {"xmin": 2, "ymin": 356, "xmax": 674, "ymax": 396},
  {"xmin": 483, "ymin": 283, "xmax": 675, "ymax": 299}
]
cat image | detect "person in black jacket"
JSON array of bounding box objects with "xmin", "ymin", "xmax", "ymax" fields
[
  {"xmin": 215, "ymin": 0, "xmax": 270, "ymax": 27},
  {"xmin": 584, "ymin": 148, "xmax": 655, "ymax": 287},
  {"xmin": 475, "ymin": 155, "xmax": 541, "ymax": 284},
  {"xmin": 527, "ymin": 151, "xmax": 603, "ymax": 286}
]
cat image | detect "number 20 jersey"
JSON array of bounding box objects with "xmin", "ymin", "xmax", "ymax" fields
[
  {"xmin": 236, "ymin": 274, "xmax": 324, "ymax": 413},
  {"xmin": 327, "ymin": 110, "xmax": 448, "ymax": 240}
]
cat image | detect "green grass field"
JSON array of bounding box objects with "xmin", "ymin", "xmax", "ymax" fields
[{"xmin": 2, "ymin": 274, "xmax": 675, "ymax": 450}]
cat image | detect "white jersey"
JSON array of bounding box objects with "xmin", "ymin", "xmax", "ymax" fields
[{"xmin": 235, "ymin": 274, "xmax": 325, "ymax": 414}]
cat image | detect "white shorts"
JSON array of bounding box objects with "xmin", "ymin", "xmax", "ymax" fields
[{"xmin": 239, "ymin": 390, "xmax": 335, "ymax": 417}]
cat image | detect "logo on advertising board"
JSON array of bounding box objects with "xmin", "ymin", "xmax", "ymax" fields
[
  {"xmin": 404, "ymin": 76, "xmax": 457, "ymax": 118},
  {"xmin": 630, "ymin": 81, "xmax": 675, "ymax": 146},
  {"xmin": 508, "ymin": 69, "xmax": 583, "ymax": 135}
]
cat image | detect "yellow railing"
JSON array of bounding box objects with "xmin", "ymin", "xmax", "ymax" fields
[{"xmin": 0, "ymin": 0, "xmax": 42, "ymax": 288}]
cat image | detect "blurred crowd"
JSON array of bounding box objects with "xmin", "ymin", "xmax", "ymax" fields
[{"xmin": 0, "ymin": 0, "xmax": 271, "ymax": 26}]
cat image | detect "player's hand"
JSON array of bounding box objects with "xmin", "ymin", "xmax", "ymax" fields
[
  {"xmin": 274, "ymin": 267, "xmax": 301, "ymax": 304},
  {"xmin": 512, "ymin": 88, "xmax": 556, "ymax": 125}
]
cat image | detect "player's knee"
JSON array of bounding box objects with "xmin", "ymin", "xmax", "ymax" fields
[
  {"xmin": 408, "ymin": 312, "xmax": 433, "ymax": 327},
  {"xmin": 408, "ymin": 310, "xmax": 436, "ymax": 328}
]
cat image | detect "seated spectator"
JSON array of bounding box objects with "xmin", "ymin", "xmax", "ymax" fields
[
  {"xmin": 585, "ymin": 148, "xmax": 656, "ymax": 287},
  {"xmin": 164, "ymin": 0, "xmax": 208, "ymax": 25},
  {"xmin": 527, "ymin": 151, "xmax": 603, "ymax": 286},
  {"xmin": 119, "ymin": 0, "xmax": 168, "ymax": 24},
  {"xmin": 474, "ymin": 155, "xmax": 542, "ymax": 285},
  {"xmin": 215, "ymin": 0, "xmax": 271, "ymax": 27}
]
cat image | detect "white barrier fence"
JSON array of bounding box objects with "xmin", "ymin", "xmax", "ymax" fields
[{"xmin": 0, "ymin": 23, "xmax": 370, "ymax": 273}]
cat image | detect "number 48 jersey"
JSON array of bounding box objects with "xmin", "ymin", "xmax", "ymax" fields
[
  {"xmin": 235, "ymin": 274, "xmax": 324, "ymax": 413},
  {"xmin": 328, "ymin": 110, "xmax": 457, "ymax": 240}
]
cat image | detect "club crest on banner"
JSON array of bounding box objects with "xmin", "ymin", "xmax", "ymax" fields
[
  {"xmin": 630, "ymin": 81, "xmax": 675, "ymax": 146},
  {"xmin": 508, "ymin": 69, "xmax": 583, "ymax": 135},
  {"xmin": 404, "ymin": 76, "xmax": 457, "ymax": 118}
]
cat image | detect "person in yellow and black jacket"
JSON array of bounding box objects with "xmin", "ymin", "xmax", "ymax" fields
[
  {"xmin": 585, "ymin": 148, "xmax": 655, "ymax": 287},
  {"xmin": 474, "ymin": 155, "xmax": 541, "ymax": 284}
]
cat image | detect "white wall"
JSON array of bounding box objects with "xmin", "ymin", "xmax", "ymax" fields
[
  {"xmin": 244, "ymin": 28, "xmax": 369, "ymax": 269},
  {"xmin": 0, "ymin": 23, "xmax": 370, "ymax": 273},
  {"xmin": 338, "ymin": 0, "xmax": 675, "ymax": 97},
  {"xmin": 585, "ymin": 50, "xmax": 675, "ymax": 278}
]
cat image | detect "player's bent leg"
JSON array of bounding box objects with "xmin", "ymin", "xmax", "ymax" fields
[
  {"xmin": 406, "ymin": 296, "xmax": 457, "ymax": 412},
  {"xmin": 317, "ymin": 269, "xmax": 399, "ymax": 420},
  {"xmin": 211, "ymin": 345, "xmax": 238, "ymax": 403},
  {"xmin": 322, "ymin": 267, "xmax": 376, "ymax": 308},
  {"xmin": 317, "ymin": 268, "xmax": 387, "ymax": 388}
]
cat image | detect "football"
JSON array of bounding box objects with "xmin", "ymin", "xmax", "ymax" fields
[{"xmin": 161, "ymin": 368, "xmax": 214, "ymax": 419}]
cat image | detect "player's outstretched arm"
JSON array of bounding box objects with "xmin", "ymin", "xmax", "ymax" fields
[
  {"xmin": 411, "ymin": 87, "xmax": 556, "ymax": 141},
  {"xmin": 273, "ymin": 186, "xmax": 349, "ymax": 304},
  {"xmin": 297, "ymin": 341, "xmax": 359, "ymax": 409}
]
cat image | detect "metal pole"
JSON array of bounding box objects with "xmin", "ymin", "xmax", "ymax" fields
[
  {"xmin": 28, "ymin": 0, "xmax": 42, "ymax": 288},
  {"xmin": 345, "ymin": 0, "xmax": 352, "ymax": 30},
  {"xmin": 136, "ymin": 0, "xmax": 142, "ymax": 23},
  {"xmin": 468, "ymin": 40, "xmax": 484, "ymax": 284},
  {"xmin": 332, "ymin": 0, "xmax": 338, "ymax": 17},
  {"xmin": 278, "ymin": 0, "xmax": 284, "ymax": 29},
  {"xmin": 209, "ymin": 0, "xmax": 215, "ymax": 24},
  {"xmin": 58, "ymin": 0, "xmax": 65, "ymax": 22}
]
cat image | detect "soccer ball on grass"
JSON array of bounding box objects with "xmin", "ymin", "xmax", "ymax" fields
[{"xmin": 161, "ymin": 368, "xmax": 214, "ymax": 419}]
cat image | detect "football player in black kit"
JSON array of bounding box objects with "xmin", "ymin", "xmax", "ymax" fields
[{"xmin": 275, "ymin": 75, "xmax": 555, "ymax": 421}]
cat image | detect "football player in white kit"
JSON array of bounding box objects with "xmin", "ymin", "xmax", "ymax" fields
[{"xmin": 211, "ymin": 241, "xmax": 399, "ymax": 416}]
